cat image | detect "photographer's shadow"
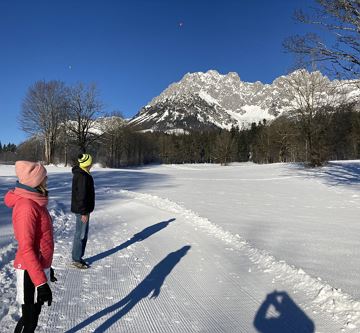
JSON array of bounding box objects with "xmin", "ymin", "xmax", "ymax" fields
[
  {"xmin": 254, "ymin": 291, "xmax": 315, "ymax": 333},
  {"xmin": 85, "ymin": 218, "xmax": 176, "ymax": 264}
]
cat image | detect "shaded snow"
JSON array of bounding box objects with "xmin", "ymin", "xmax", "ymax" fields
[{"xmin": 225, "ymin": 105, "xmax": 275, "ymax": 126}]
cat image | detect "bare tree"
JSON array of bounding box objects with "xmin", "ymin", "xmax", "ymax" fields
[
  {"xmin": 284, "ymin": 0, "xmax": 359, "ymax": 80},
  {"xmin": 213, "ymin": 131, "xmax": 236, "ymax": 165},
  {"xmin": 57, "ymin": 123, "xmax": 74, "ymax": 166},
  {"xmin": 20, "ymin": 80, "xmax": 68, "ymax": 164},
  {"xmin": 281, "ymin": 69, "xmax": 348, "ymax": 165},
  {"xmin": 98, "ymin": 114, "xmax": 126, "ymax": 167},
  {"xmin": 67, "ymin": 83, "xmax": 103, "ymax": 152},
  {"xmin": 16, "ymin": 136, "xmax": 43, "ymax": 162}
]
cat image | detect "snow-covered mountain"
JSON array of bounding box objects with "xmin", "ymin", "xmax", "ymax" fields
[{"xmin": 129, "ymin": 70, "xmax": 360, "ymax": 132}]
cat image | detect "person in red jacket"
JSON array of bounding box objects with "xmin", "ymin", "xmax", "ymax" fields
[{"xmin": 4, "ymin": 161, "xmax": 54, "ymax": 333}]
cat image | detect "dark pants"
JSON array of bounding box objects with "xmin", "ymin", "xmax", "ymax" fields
[
  {"xmin": 14, "ymin": 271, "xmax": 42, "ymax": 333},
  {"xmin": 14, "ymin": 304, "xmax": 42, "ymax": 333},
  {"xmin": 72, "ymin": 214, "xmax": 89, "ymax": 262}
]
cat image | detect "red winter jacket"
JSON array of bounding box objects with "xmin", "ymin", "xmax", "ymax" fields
[{"xmin": 4, "ymin": 187, "xmax": 54, "ymax": 286}]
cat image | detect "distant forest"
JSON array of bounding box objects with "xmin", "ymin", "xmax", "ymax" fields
[
  {"xmin": 0, "ymin": 142, "xmax": 17, "ymax": 163},
  {"xmin": 3, "ymin": 100, "xmax": 359, "ymax": 167}
]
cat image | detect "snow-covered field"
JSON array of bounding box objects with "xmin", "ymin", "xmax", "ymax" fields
[{"xmin": 1, "ymin": 161, "xmax": 360, "ymax": 332}]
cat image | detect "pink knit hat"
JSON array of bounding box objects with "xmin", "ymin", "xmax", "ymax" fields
[{"xmin": 15, "ymin": 161, "xmax": 47, "ymax": 188}]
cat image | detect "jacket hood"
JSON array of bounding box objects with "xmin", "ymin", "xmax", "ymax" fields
[
  {"xmin": 72, "ymin": 165, "xmax": 84, "ymax": 174},
  {"xmin": 4, "ymin": 188, "xmax": 49, "ymax": 208},
  {"xmin": 72, "ymin": 165, "xmax": 90, "ymax": 175}
]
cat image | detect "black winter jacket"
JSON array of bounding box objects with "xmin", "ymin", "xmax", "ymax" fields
[{"xmin": 71, "ymin": 166, "xmax": 95, "ymax": 215}]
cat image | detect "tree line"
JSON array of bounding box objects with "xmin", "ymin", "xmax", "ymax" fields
[
  {"xmin": 13, "ymin": 71, "xmax": 360, "ymax": 168},
  {"xmin": 13, "ymin": 97, "xmax": 359, "ymax": 168},
  {"xmin": 0, "ymin": 142, "xmax": 17, "ymax": 162}
]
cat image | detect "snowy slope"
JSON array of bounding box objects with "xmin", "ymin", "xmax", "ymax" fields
[{"xmin": 1, "ymin": 162, "xmax": 360, "ymax": 332}]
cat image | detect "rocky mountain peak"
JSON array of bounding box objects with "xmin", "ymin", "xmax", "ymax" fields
[{"xmin": 130, "ymin": 70, "xmax": 360, "ymax": 132}]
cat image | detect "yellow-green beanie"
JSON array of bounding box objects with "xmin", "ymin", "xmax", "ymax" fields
[{"xmin": 78, "ymin": 153, "xmax": 93, "ymax": 168}]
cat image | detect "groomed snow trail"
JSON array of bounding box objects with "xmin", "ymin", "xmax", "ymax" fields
[{"xmin": 30, "ymin": 188, "xmax": 348, "ymax": 333}]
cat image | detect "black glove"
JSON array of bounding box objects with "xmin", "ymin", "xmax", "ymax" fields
[
  {"xmin": 50, "ymin": 267, "xmax": 57, "ymax": 282},
  {"xmin": 37, "ymin": 283, "xmax": 52, "ymax": 306}
]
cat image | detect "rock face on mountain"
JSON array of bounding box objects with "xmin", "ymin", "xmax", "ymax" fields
[{"xmin": 129, "ymin": 70, "xmax": 359, "ymax": 132}]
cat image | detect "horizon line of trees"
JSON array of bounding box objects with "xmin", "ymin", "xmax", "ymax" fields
[
  {"xmin": 13, "ymin": 66, "xmax": 359, "ymax": 168},
  {"xmin": 0, "ymin": 142, "xmax": 17, "ymax": 162},
  {"xmin": 8, "ymin": 98, "xmax": 358, "ymax": 168},
  {"xmin": 9, "ymin": 72, "xmax": 360, "ymax": 168}
]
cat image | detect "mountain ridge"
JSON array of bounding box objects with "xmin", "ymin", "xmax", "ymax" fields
[{"xmin": 130, "ymin": 69, "xmax": 360, "ymax": 132}]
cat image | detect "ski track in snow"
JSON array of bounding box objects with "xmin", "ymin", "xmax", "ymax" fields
[
  {"xmin": 1, "ymin": 184, "xmax": 359, "ymax": 332},
  {"xmin": 115, "ymin": 189, "xmax": 360, "ymax": 332},
  {"xmin": 174, "ymin": 176, "xmax": 305, "ymax": 181}
]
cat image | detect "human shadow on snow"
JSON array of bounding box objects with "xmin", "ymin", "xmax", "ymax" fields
[
  {"xmin": 254, "ymin": 291, "xmax": 315, "ymax": 333},
  {"xmin": 65, "ymin": 245, "xmax": 191, "ymax": 333},
  {"xmin": 85, "ymin": 218, "xmax": 176, "ymax": 264}
]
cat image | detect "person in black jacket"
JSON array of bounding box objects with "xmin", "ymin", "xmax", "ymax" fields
[{"xmin": 71, "ymin": 153, "xmax": 95, "ymax": 269}]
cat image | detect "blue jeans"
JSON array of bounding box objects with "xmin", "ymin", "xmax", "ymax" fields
[{"xmin": 72, "ymin": 214, "xmax": 89, "ymax": 262}]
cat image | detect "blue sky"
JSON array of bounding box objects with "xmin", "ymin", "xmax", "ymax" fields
[{"xmin": 0, "ymin": 0, "xmax": 317, "ymax": 144}]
